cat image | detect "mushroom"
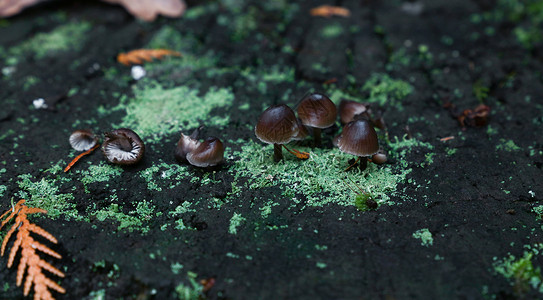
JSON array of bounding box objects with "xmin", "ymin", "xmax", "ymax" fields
[
  {"xmin": 64, "ymin": 129, "xmax": 100, "ymax": 172},
  {"xmin": 338, "ymin": 99, "xmax": 368, "ymax": 125},
  {"xmin": 297, "ymin": 93, "xmax": 337, "ymax": 147},
  {"xmin": 186, "ymin": 137, "xmax": 225, "ymax": 167},
  {"xmin": 371, "ymin": 150, "xmax": 387, "ymax": 165},
  {"xmin": 102, "ymin": 128, "xmax": 145, "ymax": 165},
  {"xmin": 255, "ymin": 104, "xmax": 308, "ymax": 162},
  {"xmin": 335, "ymin": 119, "xmax": 379, "ymax": 171},
  {"xmin": 174, "ymin": 126, "xmax": 203, "ymax": 163},
  {"xmin": 69, "ymin": 129, "xmax": 98, "ymax": 151}
]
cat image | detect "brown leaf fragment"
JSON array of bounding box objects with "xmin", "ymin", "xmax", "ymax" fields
[
  {"xmin": 310, "ymin": 5, "xmax": 351, "ymax": 18},
  {"xmin": 102, "ymin": 0, "xmax": 186, "ymax": 21},
  {"xmin": 0, "ymin": 0, "xmax": 186, "ymax": 21},
  {"xmin": 117, "ymin": 49, "xmax": 182, "ymax": 66}
]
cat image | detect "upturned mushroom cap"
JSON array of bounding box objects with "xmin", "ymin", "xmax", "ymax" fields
[
  {"xmin": 336, "ymin": 119, "xmax": 379, "ymax": 157},
  {"xmin": 297, "ymin": 93, "xmax": 337, "ymax": 128},
  {"xmin": 69, "ymin": 129, "xmax": 98, "ymax": 151},
  {"xmin": 186, "ymin": 137, "xmax": 225, "ymax": 167},
  {"xmin": 102, "ymin": 128, "xmax": 145, "ymax": 165},
  {"xmin": 255, "ymin": 104, "xmax": 299, "ymax": 145},
  {"xmin": 174, "ymin": 127, "xmax": 202, "ymax": 163},
  {"xmin": 339, "ymin": 100, "xmax": 368, "ymax": 124}
]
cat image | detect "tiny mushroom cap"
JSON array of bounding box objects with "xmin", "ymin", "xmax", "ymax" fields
[
  {"xmin": 174, "ymin": 127, "xmax": 202, "ymax": 163},
  {"xmin": 102, "ymin": 128, "xmax": 145, "ymax": 165},
  {"xmin": 297, "ymin": 93, "xmax": 337, "ymax": 129},
  {"xmin": 372, "ymin": 151, "xmax": 388, "ymax": 165},
  {"xmin": 336, "ymin": 119, "xmax": 379, "ymax": 157},
  {"xmin": 186, "ymin": 137, "xmax": 225, "ymax": 167},
  {"xmin": 255, "ymin": 104, "xmax": 300, "ymax": 145},
  {"xmin": 69, "ymin": 129, "xmax": 98, "ymax": 151},
  {"xmin": 339, "ymin": 99, "xmax": 368, "ymax": 125}
]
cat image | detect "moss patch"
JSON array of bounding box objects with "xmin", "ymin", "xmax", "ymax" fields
[
  {"xmin": 6, "ymin": 21, "xmax": 91, "ymax": 60},
  {"xmin": 412, "ymin": 228, "xmax": 434, "ymax": 247},
  {"xmin": 228, "ymin": 135, "xmax": 427, "ymax": 209},
  {"xmin": 113, "ymin": 83, "xmax": 234, "ymax": 141},
  {"xmin": 493, "ymin": 244, "xmax": 543, "ymax": 295}
]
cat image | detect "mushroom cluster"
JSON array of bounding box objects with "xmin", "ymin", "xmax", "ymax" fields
[{"xmin": 255, "ymin": 93, "xmax": 387, "ymax": 170}]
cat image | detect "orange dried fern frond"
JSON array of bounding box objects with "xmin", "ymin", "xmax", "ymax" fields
[
  {"xmin": 0, "ymin": 199, "xmax": 65, "ymax": 300},
  {"xmin": 117, "ymin": 49, "xmax": 182, "ymax": 65}
]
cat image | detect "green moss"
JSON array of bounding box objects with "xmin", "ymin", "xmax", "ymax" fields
[
  {"xmin": 113, "ymin": 83, "xmax": 234, "ymax": 142},
  {"xmin": 228, "ymin": 135, "xmax": 425, "ymax": 209},
  {"xmin": 146, "ymin": 26, "xmax": 217, "ymax": 70},
  {"xmin": 496, "ymin": 139, "xmax": 522, "ymax": 152},
  {"xmin": 78, "ymin": 162, "xmax": 123, "ymax": 186},
  {"xmin": 16, "ymin": 174, "xmax": 82, "ymax": 221},
  {"xmin": 362, "ymin": 73, "xmax": 413, "ymax": 109},
  {"xmin": 228, "ymin": 212, "xmax": 246, "ymax": 234},
  {"xmin": 175, "ymin": 272, "xmax": 203, "ymax": 300},
  {"xmin": 7, "ymin": 22, "xmax": 91, "ymax": 60},
  {"xmin": 412, "ymin": 228, "xmax": 433, "ymax": 247},
  {"xmin": 91, "ymin": 200, "xmax": 155, "ymax": 233},
  {"xmin": 494, "ymin": 245, "xmax": 543, "ymax": 295},
  {"xmin": 321, "ymin": 23, "xmax": 344, "ymax": 38}
]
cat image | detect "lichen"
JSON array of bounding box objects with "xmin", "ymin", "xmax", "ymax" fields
[{"xmin": 228, "ymin": 212, "xmax": 246, "ymax": 234}]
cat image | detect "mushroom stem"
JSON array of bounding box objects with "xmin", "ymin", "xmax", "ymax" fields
[
  {"xmin": 273, "ymin": 143, "xmax": 283, "ymax": 162},
  {"xmin": 345, "ymin": 156, "xmax": 369, "ymax": 172},
  {"xmin": 313, "ymin": 127, "xmax": 322, "ymax": 147}
]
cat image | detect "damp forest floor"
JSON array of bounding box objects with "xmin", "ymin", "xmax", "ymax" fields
[{"xmin": 1, "ymin": 0, "xmax": 543, "ymax": 299}]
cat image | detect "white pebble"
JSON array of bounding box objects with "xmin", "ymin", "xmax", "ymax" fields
[
  {"xmin": 32, "ymin": 98, "xmax": 48, "ymax": 109},
  {"xmin": 131, "ymin": 65, "xmax": 146, "ymax": 80}
]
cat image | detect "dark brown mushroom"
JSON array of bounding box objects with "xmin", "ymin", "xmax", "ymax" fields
[
  {"xmin": 186, "ymin": 137, "xmax": 225, "ymax": 167},
  {"xmin": 69, "ymin": 129, "xmax": 98, "ymax": 151},
  {"xmin": 255, "ymin": 104, "xmax": 301, "ymax": 162},
  {"xmin": 336, "ymin": 119, "xmax": 379, "ymax": 171},
  {"xmin": 102, "ymin": 128, "xmax": 145, "ymax": 165},
  {"xmin": 174, "ymin": 126, "xmax": 202, "ymax": 163},
  {"xmin": 297, "ymin": 93, "xmax": 337, "ymax": 147},
  {"xmin": 338, "ymin": 99, "xmax": 368, "ymax": 125}
]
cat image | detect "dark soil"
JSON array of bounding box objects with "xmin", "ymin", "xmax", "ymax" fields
[{"xmin": 1, "ymin": 0, "xmax": 543, "ymax": 299}]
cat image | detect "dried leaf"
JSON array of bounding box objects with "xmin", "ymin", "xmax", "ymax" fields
[
  {"xmin": 0, "ymin": 0, "xmax": 186, "ymax": 21},
  {"xmin": 117, "ymin": 49, "xmax": 182, "ymax": 66},
  {"xmin": 102, "ymin": 0, "xmax": 186, "ymax": 21},
  {"xmin": 310, "ymin": 5, "xmax": 351, "ymax": 18}
]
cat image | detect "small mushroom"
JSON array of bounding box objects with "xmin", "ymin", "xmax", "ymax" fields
[
  {"xmin": 297, "ymin": 93, "xmax": 337, "ymax": 147},
  {"xmin": 371, "ymin": 150, "xmax": 387, "ymax": 165},
  {"xmin": 186, "ymin": 137, "xmax": 225, "ymax": 167},
  {"xmin": 338, "ymin": 99, "xmax": 368, "ymax": 125},
  {"xmin": 255, "ymin": 104, "xmax": 302, "ymax": 162},
  {"xmin": 336, "ymin": 119, "xmax": 379, "ymax": 171},
  {"xmin": 69, "ymin": 129, "xmax": 98, "ymax": 151},
  {"xmin": 174, "ymin": 126, "xmax": 202, "ymax": 163},
  {"xmin": 102, "ymin": 128, "xmax": 145, "ymax": 165}
]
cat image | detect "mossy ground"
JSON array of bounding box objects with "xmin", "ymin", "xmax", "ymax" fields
[{"xmin": 1, "ymin": 0, "xmax": 543, "ymax": 299}]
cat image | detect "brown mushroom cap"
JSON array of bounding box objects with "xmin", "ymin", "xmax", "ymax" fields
[
  {"xmin": 102, "ymin": 128, "xmax": 145, "ymax": 165},
  {"xmin": 255, "ymin": 104, "xmax": 299, "ymax": 145},
  {"xmin": 336, "ymin": 119, "xmax": 379, "ymax": 157},
  {"xmin": 339, "ymin": 100, "xmax": 368, "ymax": 125},
  {"xmin": 69, "ymin": 129, "xmax": 98, "ymax": 151},
  {"xmin": 174, "ymin": 127, "xmax": 202, "ymax": 163},
  {"xmin": 297, "ymin": 93, "xmax": 337, "ymax": 128},
  {"xmin": 186, "ymin": 137, "xmax": 225, "ymax": 167}
]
